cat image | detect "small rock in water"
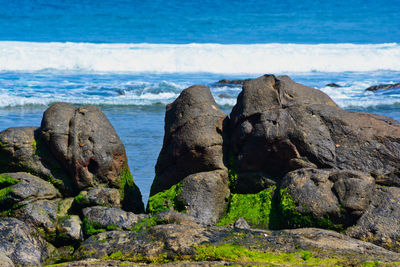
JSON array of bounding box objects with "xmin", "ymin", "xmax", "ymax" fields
[
  {"xmin": 234, "ymin": 217, "xmax": 250, "ymax": 229},
  {"xmin": 217, "ymin": 93, "xmax": 233, "ymax": 99},
  {"xmin": 365, "ymin": 83, "xmax": 400, "ymax": 91},
  {"xmin": 326, "ymin": 83, "xmax": 341, "ymax": 87}
]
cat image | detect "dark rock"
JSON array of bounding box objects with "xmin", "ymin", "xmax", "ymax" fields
[
  {"xmin": 217, "ymin": 93, "xmax": 233, "ymax": 99},
  {"xmin": 326, "ymin": 83, "xmax": 341, "ymax": 87},
  {"xmin": 346, "ymin": 186, "xmax": 400, "ymax": 251},
  {"xmin": 1, "ymin": 172, "xmax": 60, "ymax": 207},
  {"xmin": 0, "ymin": 217, "xmax": 54, "ymax": 266},
  {"xmin": 217, "ymin": 79, "xmax": 252, "ymax": 86},
  {"xmin": 13, "ymin": 199, "xmax": 60, "ymax": 241},
  {"xmin": 366, "ymin": 83, "xmax": 400, "ymax": 91},
  {"xmin": 234, "ymin": 218, "xmax": 250, "ymax": 229},
  {"xmin": 82, "ymin": 206, "xmax": 149, "ymax": 230},
  {"xmin": 235, "ymin": 172, "xmax": 277, "ymax": 194},
  {"xmin": 178, "ymin": 170, "xmax": 230, "ymax": 225},
  {"xmin": 75, "ymin": 187, "xmax": 121, "ymax": 208},
  {"xmin": 40, "ymin": 103, "xmax": 144, "ymax": 212},
  {"xmin": 230, "ymin": 75, "xmax": 400, "ymax": 192},
  {"xmin": 151, "ymin": 86, "xmax": 228, "ymax": 196},
  {"xmin": 75, "ymin": 230, "xmax": 164, "ymax": 260},
  {"xmin": 155, "ymin": 210, "xmax": 199, "ymax": 226},
  {"xmin": 56, "ymin": 215, "xmax": 83, "ymax": 243},
  {"xmin": 0, "ymin": 127, "xmax": 71, "ymax": 194},
  {"xmin": 281, "ymin": 168, "xmax": 375, "ymax": 227}
]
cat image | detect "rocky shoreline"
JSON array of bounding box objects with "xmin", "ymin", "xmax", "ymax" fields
[{"xmin": 1, "ymin": 75, "xmax": 400, "ymax": 266}]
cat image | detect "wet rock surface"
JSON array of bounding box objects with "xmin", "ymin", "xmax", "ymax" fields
[{"xmin": 365, "ymin": 82, "xmax": 400, "ymax": 91}]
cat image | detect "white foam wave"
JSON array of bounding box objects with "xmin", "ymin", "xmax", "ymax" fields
[{"xmin": 1, "ymin": 42, "xmax": 400, "ymax": 73}]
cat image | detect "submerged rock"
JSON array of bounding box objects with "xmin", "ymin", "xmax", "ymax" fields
[
  {"xmin": 326, "ymin": 83, "xmax": 341, "ymax": 87},
  {"xmin": 365, "ymin": 83, "xmax": 400, "ymax": 91}
]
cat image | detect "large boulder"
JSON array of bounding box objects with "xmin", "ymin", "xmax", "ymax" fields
[
  {"xmin": 229, "ymin": 74, "xmax": 400, "ymax": 192},
  {"xmin": 150, "ymin": 85, "xmax": 228, "ymax": 196},
  {"xmin": 40, "ymin": 103, "xmax": 143, "ymax": 212},
  {"xmin": 280, "ymin": 168, "xmax": 375, "ymax": 229},
  {"xmin": 0, "ymin": 127, "xmax": 71, "ymax": 194},
  {"xmin": 0, "ymin": 218, "xmax": 54, "ymax": 266}
]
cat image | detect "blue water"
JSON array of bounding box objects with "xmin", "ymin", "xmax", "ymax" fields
[
  {"xmin": 1, "ymin": 0, "xmax": 400, "ymax": 203},
  {"xmin": 1, "ymin": 0, "xmax": 400, "ymax": 43}
]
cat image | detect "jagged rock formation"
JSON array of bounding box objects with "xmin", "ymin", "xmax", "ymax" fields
[
  {"xmin": 2, "ymin": 75, "xmax": 400, "ymax": 265},
  {"xmin": 150, "ymin": 74, "xmax": 400, "ymax": 252}
]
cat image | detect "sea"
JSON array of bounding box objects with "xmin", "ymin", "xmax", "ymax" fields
[{"xmin": 1, "ymin": 0, "xmax": 400, "ymax": 203}]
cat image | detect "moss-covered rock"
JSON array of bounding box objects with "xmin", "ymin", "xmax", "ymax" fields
[
  {"xmin": 147, "ymin": 183, "xmax": 185, "ymax": 214},
  {"xmin": 218, "ymin": 186, "xmax": 276, "ymax": 228}
]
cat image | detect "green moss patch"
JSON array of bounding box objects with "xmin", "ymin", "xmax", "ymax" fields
[
  {"xmin": 147, "ymin": 183, "xmax": 185, "ymax": 214},
  {"xmin": 279, "ymin": 187, "xmax": 343, "ymax": 231},
  {"xmin": 82, "ymin": 218, "xmax": 107, "ymax": 236},
  {"xmin": 218, "ymin": 186, "xmax": 276, "ymax": 228},
  {"xmin": 0, "ymin": 174, "xmax": 20, "ymax": 208},
  {"xmin": 195, "ymin": 244, "xmax": 340, "ymax": 265}
]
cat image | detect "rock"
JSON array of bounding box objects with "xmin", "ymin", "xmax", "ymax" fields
[
  {"xmin": 366, "ymin": 83, "xmax": 400, "ymax": 91},
  {"xmin": 13, "ymin": 199, "xmax": 59, "ymax": 241},
  {"xmin": 151, "ymin": 86, "xmax": 228, "ymax": 196},
  {"xmin": 148, "ymin": 170, "xmax": 230, "ymax": 225},
  {"xmin": 217, "ymin": 79, "xmax": 251, "ymax": 86},
  {"xmin": 0, "ymin": 217, "xmax": 53, "ymax": 266},
  {"xmin": 281, "ymin": 168, "xmax": 375, "ymax": 228},
  {"xmin": 56, "ymin": 215, "xmax": 83, "ymax": 243},
  {"xmin": 149, "ymin": 224, "xmax": 209, "ymax": 256},
  {"xmin": 75, "ymin": 230, "xmax": 164, "ymax": 260},
  {"xmin": 75, "ymin": 223, "xmax": 400, "ymax": 264},
  {"xmin": 82, "ymin": 206, "xmax": 149, "ymax": 230},
  {"xmin": 0, "ymin": 172, "xmax": 60, "ymax": 208},
  {"xmin": 178, "ymin": 170, "xmax": 230, "ymax": 225},
  {"xmin": 234, "ymin": 218, "xmax": 250, "ymax": 229},
  {"xmin": 229, "ymin": 74, "xmax": 400, "ymax": 192},
  {"xmin": 57, "ymin": 198, "xmax": 74, "ymax": 217},
  {"xmin": 0, "ymin": 254, "xmax": 13, "ymax": 267},
  {"xmin": 75, "ymin": 187, "xmax": 121, "ymax": 208},
  {"xmin": 155, "ymin": 210, "xmax": 199, "ymax": 226},
  {"xmin": 40, "ymin": 103, "xmax": 144, "ymax": 213},
  {"xmin": 326, "ymin": 83, "xmax": 341, "ymax": 87},
  {"xmin": 0, "ymin": 127, "xmax": 71, "ymax": 193},
  {"xmin": 346, "ymin": 186, "xmax": 400, "ymax": 251},
  {"xmin": 235, "ymin": 172, "xmax": 277, "ymax": 194}
]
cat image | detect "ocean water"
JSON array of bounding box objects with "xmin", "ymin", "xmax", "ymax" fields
[{"xmin": 1, "ymin": 0, "xmax": 400, "ymax": 202}]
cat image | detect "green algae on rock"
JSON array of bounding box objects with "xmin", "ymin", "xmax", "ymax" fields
[
  {"xmin": 147, "ymin": 183, "xmax": 185, "ymax": 214},
  {"xmin": 218, "ymin": 186, "xmax": 276, "ymax": 228}
]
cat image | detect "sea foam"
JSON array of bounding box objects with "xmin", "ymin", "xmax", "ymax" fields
[{"xmin": 0, "ymin": 42, "xmax": 399, "ymax": 73}]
